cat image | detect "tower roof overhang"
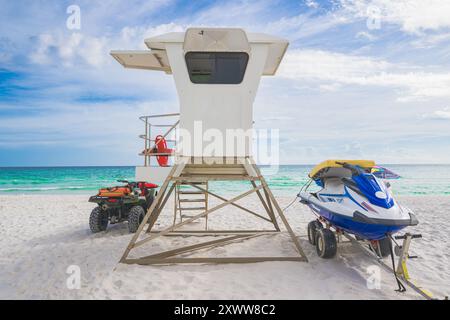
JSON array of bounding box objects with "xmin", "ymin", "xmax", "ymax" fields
[{"xmin": 111, "ymin": 28, "xmax": 288, "ymax": 76}]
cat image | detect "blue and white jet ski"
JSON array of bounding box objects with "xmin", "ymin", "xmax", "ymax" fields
[
  {"xmin": 299, "ymin": 160, "xmax": 431, "ymax": 295},
  {"xmin": 299, "ymin": 160, "xmax": 418, "ymax": 241}
]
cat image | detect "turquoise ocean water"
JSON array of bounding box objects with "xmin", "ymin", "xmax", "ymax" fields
[{"xmin": 0, "ymin": 165, "xmax": 449, "ymax": 196}]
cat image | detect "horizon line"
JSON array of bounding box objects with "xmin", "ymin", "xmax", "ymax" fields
[{"xmin": 2, "ymin": 163, "xmax": 450, "ymax": 169}]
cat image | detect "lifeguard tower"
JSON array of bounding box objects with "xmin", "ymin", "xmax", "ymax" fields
[{"xmin": 111, "ymin": 28, "xmax": 307, "ymax": 264}]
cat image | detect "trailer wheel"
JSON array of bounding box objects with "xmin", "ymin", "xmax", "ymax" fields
[
  {"xmin": 375, "ymin": 237, "xmax": 392, "ymax": 258},
  {"xmin": 128, "ymin": 206, "xmax": 145, "ymax": 233},
  {"xmin": 89, "ymin": 207, "xmax": 109, "ymax": 233},
  {"xmin": 307, "ymin": 220, "xmax": 322, "ymax": 245},
  {"xmin": 315, "ymin": 229, "xmax": 337, "ymax": 259}
]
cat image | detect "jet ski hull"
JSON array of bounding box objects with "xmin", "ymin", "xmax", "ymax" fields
[{"xmin": 304, "ymin": 199, "xmax": 412, "ymax": 240}]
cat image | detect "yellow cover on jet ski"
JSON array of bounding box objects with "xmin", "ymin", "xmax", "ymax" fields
[{"xmin": 309, "ymin": 159, "xmax": 376, "ymax": 179}]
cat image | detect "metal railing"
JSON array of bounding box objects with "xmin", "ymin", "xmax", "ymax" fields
[{"xmin": 139, "ymin": 113, "xmax": 180, "ymax": 166}]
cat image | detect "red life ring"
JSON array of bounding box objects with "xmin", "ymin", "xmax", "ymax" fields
[{"xmin": 155, "ymin": 135, "xmax": 172, "ymax": 167}]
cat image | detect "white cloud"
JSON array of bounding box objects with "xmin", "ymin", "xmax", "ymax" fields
[
  {"xmin": 319, "ymin": 83, "xmax": 342, "ymax": 92},
  {"xmin": 30, "ymin": 34, "xmax": 55, "ymax": 65},
  {"xmin": 344, "ymin": 142, "xmax": 364, "ymax": 157},
  {"xmin": 305, "ymin": 0, "xmax": 319, "ymax": 9},
  {"xmin": 31, "ymin": 32, "xmax": 108, "ymax": 67},
  {"xmin": 355, "ymin": 31, "xmax": 377, "ymax": 41},
  {"xmin": 423, "ymin": 108, "xmax": 450, "ymax": 120},
  {"xmin": 0, "ymin": 100, "xmax": 174, "ymax": 148},
  {"xmin": 433, "ymin": 109, "xmax": 450, "ymax": 120},
  {"xmin": 411, "ymin": 32, "xmax": 450, "ymax": 48},
  {"xmin": 30, "ymin": 22, "xmax": 184, "ymax": 68},
  {"xmin": 279, "ymin": 49, "xmax": 450, "ymax": 100},
  {"xmin": 118, "ymin": 23, "xmax": 185, "ymax": 49},
  {"xmin": 190, "ymin": 0, "xmax": 271, "ymax": 27},
  {"xmin": 266, "ymin": 11, "xmax": 350, "ymax": 40},
  {"xmin": 340, "ymin": 0, "xmax": 450, "ymax": 34}
]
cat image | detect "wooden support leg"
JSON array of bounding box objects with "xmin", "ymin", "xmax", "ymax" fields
[
  {"xmin": 251, "ymin": 180, "xmax": 280, "ymax": 230},
  {"xmin": 146, "ymin": 184, "xmax": 175, "ymax": 233},
  {"xmin": 262, "ymin": 179, "xmax": 307, "ymax": 260},
  {"xmin": 262, "ymin": 183, "xmax": 278, "ymax": 226},
  {"xmin": 124, "ymin": 257, "xmax": 306, "ymax": 265},
  {"xmin": 120, "ymin": 165, "xmax": 178, "ymax": 262},
  {"xmin": 205, "ymin": 182, "xmax": 209, "ymax": 231},
  {"xmin": 172, "ymin": 182, "xmax": 178, "ymax": 227},
  {"xmin": 251, "ymin": 162, "xmax": 307, "ymax": 260}
]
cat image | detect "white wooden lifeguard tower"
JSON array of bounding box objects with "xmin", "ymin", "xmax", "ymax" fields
[{"xmin": 111, "ymin": 28, "xmax": 307, "ymax": 264}]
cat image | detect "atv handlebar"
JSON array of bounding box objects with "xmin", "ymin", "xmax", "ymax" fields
[{"xmin": 116, "ymin": 180, "xmax": 158, "ymax": 189}]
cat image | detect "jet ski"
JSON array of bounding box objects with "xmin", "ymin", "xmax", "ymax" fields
[
  {"xmin": 298, "ymin": 160, "xmax": 433, "ymax": 296},
  {"xmin": 298, "ymin": 160, "xmax": 418, "ymax": 242}
]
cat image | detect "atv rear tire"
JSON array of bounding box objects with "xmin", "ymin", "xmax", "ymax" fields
[
  {"xmin": 307, "ymin": 220, "xmax": 322, "ymax": 245},
  {"xmin": 128, "ymin": 206, "xmax": 145, "ymax": 233},
  {"xmin": 89, "ymin": 207, "xmax": 109, "ymax": 233},
  {"xmin": 315, "ymin": 228, "xmax": 337, "ymax": 259}
]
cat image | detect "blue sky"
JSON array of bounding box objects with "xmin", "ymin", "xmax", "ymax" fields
[{"xmin": 1, "ymin": 0, "xmax": 450, "ymax": 166}]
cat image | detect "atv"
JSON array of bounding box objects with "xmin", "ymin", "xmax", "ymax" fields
[{"xmin": 88, "ymin": 180, "xmax": 158, "ymax": 233}]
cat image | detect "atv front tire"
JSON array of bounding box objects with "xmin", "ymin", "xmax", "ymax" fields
[
  {"xmin": 128, "ymin": 206, "xmax": 145, "ymax": 233},
  {"xmin": 89, "ymin": 207, "xmax": 109, "ymax": 233}
]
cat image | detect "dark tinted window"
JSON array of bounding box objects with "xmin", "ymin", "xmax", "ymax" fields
[{"xmin": 185, "ymin": 52, "xmax": 249, "ymax": 84}]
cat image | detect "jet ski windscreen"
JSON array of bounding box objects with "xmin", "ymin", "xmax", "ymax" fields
[{"xmin": 371, "ymin": 166, "xmax": 401, "ymax": 179}]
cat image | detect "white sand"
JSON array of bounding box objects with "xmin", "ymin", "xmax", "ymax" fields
[{"xmin": 0, "ymin": 194, "xmax": 448, "ymax": 300}]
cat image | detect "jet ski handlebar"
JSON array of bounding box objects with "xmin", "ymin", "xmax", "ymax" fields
[{"xmin": 335, "ymin": 162, "xmax": 364, "ymax": 175}]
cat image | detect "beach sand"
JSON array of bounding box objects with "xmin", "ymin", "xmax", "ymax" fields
[{"xmin": 0, "ymin": 194, "xmax": 448, "ymax": 299}]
